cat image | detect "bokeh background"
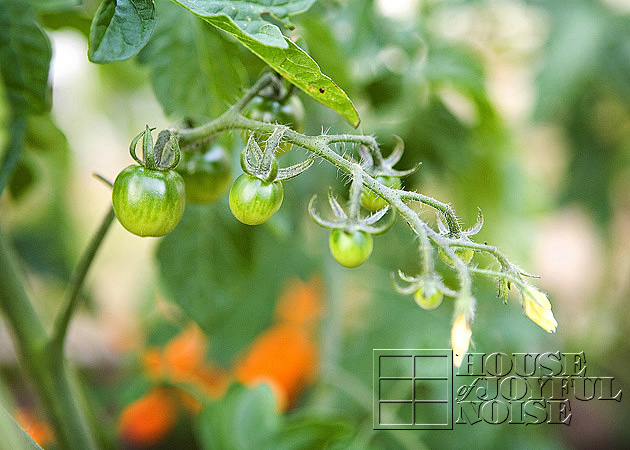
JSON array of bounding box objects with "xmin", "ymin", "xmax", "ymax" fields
[{"xmin": 1, "ymin": 0, "xmax": 629, "ymax": 448}]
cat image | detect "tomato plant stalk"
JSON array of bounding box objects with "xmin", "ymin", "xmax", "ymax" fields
[{"xmin": 0, "ymin": 207, "xmax": 116, "ymax": 450}]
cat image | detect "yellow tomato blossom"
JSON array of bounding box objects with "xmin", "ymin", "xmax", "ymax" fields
[
  {"xmin": 451, "ymin": 313, "xmax": 472, "ymax": 367},
  {"xmin": 522, "ymin": 288, "xmax": 558, "ymax": 333}
]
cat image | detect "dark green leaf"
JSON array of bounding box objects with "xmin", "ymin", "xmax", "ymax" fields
[
  {"xmin": 0, "ymin": 0, "xmax": 51, "ymax": 114},
  {"xmin": 88, "ymin": 0, "xmax": 156, "ymax": 63},
  {"xmin": 138, "ymin": 0, "xmax": 246, "ymax": 118},
  {"xmin": 25, "ymin": 114, "xmax": 69, "ymax": 153},
  {"xmin": 170, "ymin": 0, "xmax": 360, "ymax": 126},
  {"xmin": 156, "ymin": 202, "xmax": 316, "ymax": 362},
  {"xmin": 39, "ymin": 9, "xmax": 92, "ymax": 36}
]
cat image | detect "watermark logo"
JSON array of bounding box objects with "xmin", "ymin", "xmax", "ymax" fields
[
  {"xmin": 373, "ymin": 349, "xmax": 453, "ymax": 429},
  {"xmin": 373, "ymin": 350, "xmax": 622, "ymax": 430}
]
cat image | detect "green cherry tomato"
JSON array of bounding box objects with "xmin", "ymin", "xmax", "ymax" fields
[
  {"xmin": 245, "ymin": 96, "xmax": 305, "ymax": 153},
  {"xmin": 361, "ymin": 175, "xmax": 402, "ymax": 211},
  {"xmin": 229, "ymin": 173, "xmax": 284, "ymax": 225},
  {"xmin": 246, "ymin": 96, "xmax": 305, "ymax": 133},
  {"xmin": 329, "ymin": 229, "xmax": 373, "ymax": 268},
  {"xmin": 439, "ymin": 247, "xmax": 474, "ymax": 267},
  {"xmin": 112, "ymin": 165, "xmax": 186, "ymax": 237},
  {"xmin": 413, "ymin": 282, "xmax": 444, "ymax": 310},
  {"xmin": 177, "ymin": 145, "xmax": 232, "ymax": 204}
]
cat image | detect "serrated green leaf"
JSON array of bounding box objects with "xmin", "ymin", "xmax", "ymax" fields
[
  {"xmin": 171, "ymin": 0, "xmax": 316, "ymax": 47},
  {"xmin": 170, "ymin": 0, "xmax": 360, "ymax": 126},
  {"xmin": 137, "ymin": 0, "xmax": 246, "ymax": 118},
  {"xmin": 88, "ymin": 0, "xmax": 156, "ymax": 63}
]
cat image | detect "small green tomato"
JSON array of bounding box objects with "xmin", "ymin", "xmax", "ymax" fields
[
  {"xmin": 361, "ymin": 175, "xmax": 401, "ymax": 211},
  {"xmin": 112, "ymin": 165, "xmax": 186, "ymax": 237},
  {"xmin": 439, "ymin": 247, "xmax": 474, "ymax": 267},
  {"xmin": 245, "ymin": 96, "xmax": 305, "ymax": 153},
  {"xmin": 329, "ymin": 229, "xmax": 373, "ymax": 268},
  {"xmin": 177, "ymin": 145, "xmax": 232, "ymax": 204},
  {"xmin": 228, "ymin": 173, "xmax": 284, "ymax": 225},
  {"xmin": 413, "ymin": 282, "xmax": 444, "ymax": 310}
]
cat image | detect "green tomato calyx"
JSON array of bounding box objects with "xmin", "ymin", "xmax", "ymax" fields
[{"xmin": 129, "ymin": 126, "xmax": 181, "ymax": 171}]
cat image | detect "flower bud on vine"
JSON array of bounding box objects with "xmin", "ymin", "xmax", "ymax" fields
[
  {"xmin": 522, "ymin": 287, "xmax": 558, "ymax": 333},
  {"xmin": 451, "ymin": 313, "xmax": 472, "ymax": 367}
]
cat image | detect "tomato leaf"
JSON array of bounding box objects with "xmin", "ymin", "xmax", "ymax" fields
[
  {"xmin": 170, "ymin": 0, "xmax": 316, "ymax": 48},
  {"xmin": 88, "ymin": 0, "xmax": 156, "ymax": 63},
  {"xmin": 137, "ymin": 0, "xmax": 246, "ymax": 118},
  {"xmin": 156, "ymin": 202, "xmax": 316, "ymax": 362},
  {"xmin": 0, "ymin": 0, "xmax": 51, "ymax": 114},
  {"xmin": 0, "ymin": 0, "xmax": 51, "ymax": 195},
  {"xmin": 169, "ymin": 0, "xmax": 360, "ymax": 126}
]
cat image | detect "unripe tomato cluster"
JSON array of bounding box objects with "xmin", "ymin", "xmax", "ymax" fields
[
  {"xmin": 112, "ymin": 99, "xmax": 408, "ymax": 271},
  {"xmin": 112, "ymin": 145, "xmax": 233, "ymax": 238}
]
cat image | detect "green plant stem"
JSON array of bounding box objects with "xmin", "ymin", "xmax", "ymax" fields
[
  {"xmin": 52, "ymin": 206, "xmax": 116, "ymax": 347},
  {"xmin": 347, "ymin": 166, "xmax": 362, "ymax": 221},
  {"xmin": 175, "ymin": 76, "xmax": 528, "ymax": 302},
  {"xmin": 399, "ymin": 190, "xmax": 462, "ymax": 235},
  {"xmin": 0, "ymin": 231, "xmax": 99, "ymax": 450},
  {"xmin": 178, "ymin": 110, "xmax": 476, "ymax": 296},
  {"xmin": 469, "ymin": 267, "xmax": 527, "ymax": 291}
]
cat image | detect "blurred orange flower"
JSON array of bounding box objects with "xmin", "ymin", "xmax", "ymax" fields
[
  {"xmin": 274, "ymin": 276, "xmax": 323, "ymax": 327},
  {"xmin": 236, "ymin": 276, "xmax": 322, "ymax": 411},
  {"xmin": 119, "ymin": 276, "xmax": 323, "ymax": 446},
  {"xmin": 142, "ymin": 324, "xmax": 229, "ymax": 399},
  {"xmin": 120, "ymin": 324, "xmax": 229, "ymax": 446},
  {"xmin": 235, "ymin": 323, "xmax": 318, "ymax": 411},
  {"xmin": 14, "ymin": 407, "xmax": 54, "ymax": 448},
  {"xmin": 118, "ymin": 387, "xmax": 177, "ymax": 447}
]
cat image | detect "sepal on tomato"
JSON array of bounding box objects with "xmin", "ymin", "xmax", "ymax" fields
[
  {"xmin": 129, "ymin": 126, "xmax": 181, "ymax": 170},
  {"xmin": 393, "ymin": 271, "xmax": 455, "ymax": 309},
  {"xmin": 240, "ymin": 133, "xmax": 312, "ymax": 183}
]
